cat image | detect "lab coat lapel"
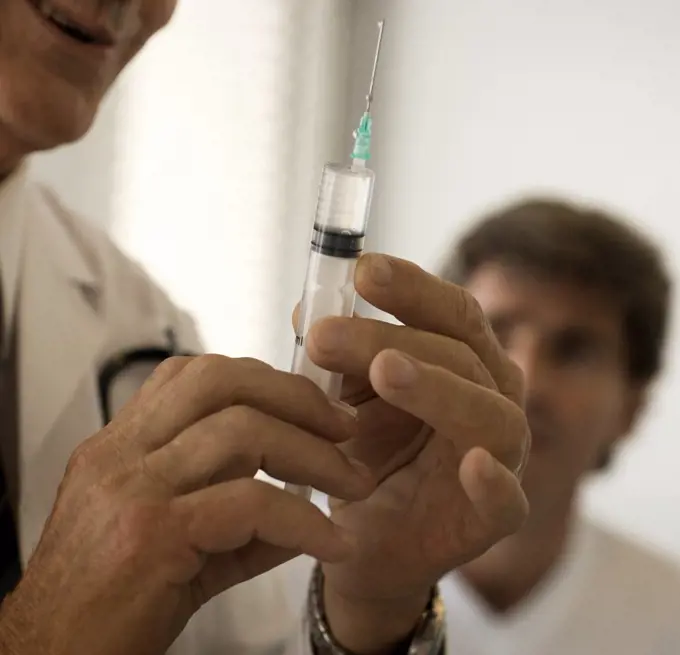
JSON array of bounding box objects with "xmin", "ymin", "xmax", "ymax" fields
[{"xmin": 19, "ymin": 188, "xmax": 106, "ymax": 463}]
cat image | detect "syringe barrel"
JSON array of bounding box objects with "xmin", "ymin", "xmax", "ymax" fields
[
  {"xmin": 287, "ymin": 164, "xmax": 375, "ymax": 504},
  {"xmin": 292, "ymin": 163, "xmax": 375, "ymax": 394},
  {"xmin": 315, "ymin": 162, "xmax": 375, "ymax": 234}
]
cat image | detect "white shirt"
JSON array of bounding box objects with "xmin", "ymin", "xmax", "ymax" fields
[
  {"xmin": 0, "ymin": 164, "xmax": 28, "ymax": 348},
  {"xmin": 441, "ymin": 518, "xmax": 680, "ymax": 655}
]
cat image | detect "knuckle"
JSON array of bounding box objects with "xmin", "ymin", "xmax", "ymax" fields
[
  {"xmin": 187, "ymin": 355, "xmax": 272, "ymax": 394},
  {"xmin": 234, "ymin": 357, "xmax": 272, "ymax": 371},
  {"xmin": 185, "ymin": 354, "xmax": 240, "ymax": 392},
  {"xmin": 220, "ymin": 407, "xmax": 265, "ymax": 469},
  {"xmin": 222, "ymin": 404, "xmax": 260, "ymax": 435},
  {"xmin": 455, "ymin": 287, "xmax": 485, "ymax": 330},
  {"xmin": 66, "ymin": 436, "xmax": 99, "ymax": 475},
  {"xmin": 152, "ymin": 355, "xmax": 192, "ymax": 382},
  {"xmin": 188, "ymin": 353, "xmax": 231, "ymax": 377},
  {"xmin": 289, "ymin": 370, "xmax": 329, "ymax": 405},
  {"xmin": 229, "ymin": 478, "xmax": 269, "ymax": 512}
]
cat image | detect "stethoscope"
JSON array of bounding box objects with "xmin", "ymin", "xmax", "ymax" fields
[{"xmin": 98, "ymin": 328, "xmax": 196, "ymax": 424}]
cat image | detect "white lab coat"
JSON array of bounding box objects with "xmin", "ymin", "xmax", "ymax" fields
[{"xmin": 13, "ymin": 175, "xmax": 302, "ymax": 654}]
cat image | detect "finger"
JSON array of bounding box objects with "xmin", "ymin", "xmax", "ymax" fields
[
  {"xmin": 459, "ymin": 447, "xmax": 529, "ymax": 541},
  {"xmin": 141, "ymin": 356, "xmax": 195, "ymax": 392},
  {"xmin": 354, "ymin": 254, "xmax": 524, "ymax": 407},
  {"xmin": 114, "ymin": 356, "xmax": 265, "ymax": 426},
  {"xmin": 146, "ymin": 405, "xmax": 374, "ymax": 498},
  {"xmin": 307, "ymin": 317, "xmax": 497, "ymax": 391},
  {"xmin": 110, "ymin": 356, "xmax": 195, "ymax": 424},
  {"xmin": 174, "ymin": 478, "xmax": 357, "ymax": 564},
  {"xmin": 369, "ymin": 350, "xmax": 528, "ymax": 472},
  {"xmin": 292, "ymin": 303, "xmax": 363, "ymax": 330},
  {"xmin": 292, "ymin": 305, "xmax": 371, "ymax": 405},
  {"xmin": 130, "ymin": 355, "xmax": 358, "ymax": 452}
]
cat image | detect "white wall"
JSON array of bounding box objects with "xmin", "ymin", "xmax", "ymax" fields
[
  {"xmin": 351, "ymin": 0, "xmax": 680, "ymax": 559},
  {"xmin": 32, "ymin": 1, "xmax": 355, "ymax": 369},
  {"xmin": 31, "ymin": 84, "xmax": 125, "ymax": 228},
  {"xmin": 112, "ymin": 0, "xmax": 354, "ymax": 367}
]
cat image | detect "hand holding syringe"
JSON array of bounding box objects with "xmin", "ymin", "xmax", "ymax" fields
[{"xmin": 285, "ymin": 21, "xmax": 386, "ymax": 501}]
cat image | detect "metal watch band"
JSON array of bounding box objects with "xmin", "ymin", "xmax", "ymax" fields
[{"xmin": 306, "ymin": 563, "xmax": 446, "ymax": 655}]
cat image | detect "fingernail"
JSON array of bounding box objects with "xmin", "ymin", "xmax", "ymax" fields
[
  {"xmin": 312, "ymin": 321, "xmax": 347, "ymax": 353},
  {"xmin": 331, "ymin": 399, "xmax": 358, "ymax": 420},
  {"xmin": 368, "ymin": 255, "xmax": 393, "ymax": 286},
  {"xmin": 383, "ymin": 352, "xmax": 418, "ymax": 388}
]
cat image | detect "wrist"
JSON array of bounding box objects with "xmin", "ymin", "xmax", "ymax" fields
[
  {"xmin": 0, "ymin": 574, "xmax": 67, "ymax": 655},
  {"xmin": 0, "ymin": 590, "xmax": 39, "ymax": 655},
  {"xmin": 324, "ymin": 588, "xmax": 429, "ymax": 655},
  {"xmin": 309, "ymin": 564, "xmax": 444, "ymax": 655}
]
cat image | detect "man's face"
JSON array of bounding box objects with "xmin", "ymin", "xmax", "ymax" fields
[
  {"xmin": 466, "ymin": 263, "xmax": 642, "ymax": 522},
  {"xmin": 0, "ymin": 0, "xmax": 177, "ymax": 159}
]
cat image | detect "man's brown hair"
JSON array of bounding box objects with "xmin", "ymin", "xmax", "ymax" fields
[{"xmin": 441, "ymin": 198, "xmax": 672, "ymax": 383}]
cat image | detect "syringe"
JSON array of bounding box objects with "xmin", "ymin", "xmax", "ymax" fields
[{"xmin": 285, "ymin": 20, "xmax": 386, "ymax": 501}]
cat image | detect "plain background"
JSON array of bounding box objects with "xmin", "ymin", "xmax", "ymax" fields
[{"xmin": 33, "ymin": 0, "xmax": 680, "ymax": 561}]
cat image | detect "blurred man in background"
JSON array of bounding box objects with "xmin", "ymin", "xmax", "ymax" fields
[{"xmin": 437, "ymin": 198, "xmax": 680, "ymax": 654}]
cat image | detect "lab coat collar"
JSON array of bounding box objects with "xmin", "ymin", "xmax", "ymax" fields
[
  {"xmin": 19, "ymin": 179, "xmax": 106, "ymax": 462},
  {"xmin": 0, "ymin": 163, "xmax": 30, "ymax": 344}
]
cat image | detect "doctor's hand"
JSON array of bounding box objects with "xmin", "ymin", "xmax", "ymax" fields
[
  {"xmin": 299, "ymin": 254, "xmax": 530, "ymax": 654},
  {"xmin": 0, "ymin": 356, "xmax": 373, "ymax": 655}
]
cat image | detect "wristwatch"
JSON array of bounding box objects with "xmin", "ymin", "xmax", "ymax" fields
[{"xmin": 306, "ymin": 564, "xmax": 446, "ymax": 655}]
